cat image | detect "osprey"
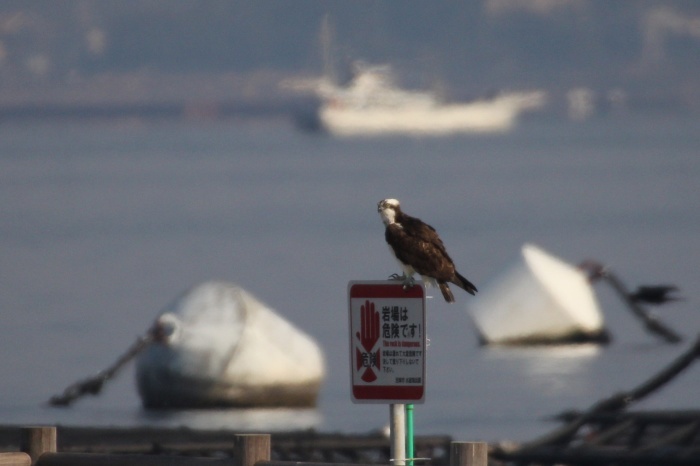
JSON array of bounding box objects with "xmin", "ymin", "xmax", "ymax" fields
[{"xmin": 377, "ymin": 198, "xmax": 477, "ymax": 303}]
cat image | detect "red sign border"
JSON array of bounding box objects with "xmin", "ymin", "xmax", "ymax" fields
[{"xmin": 348, "ymin": 280, "xmax": 426, "ymax": 404}]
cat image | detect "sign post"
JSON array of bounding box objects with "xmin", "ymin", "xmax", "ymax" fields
[
  {"xmin": 406, "ymin": 403, "xmax": 414, "ymax": 466},
  {"xmin": 348, "ymin": 281, "xmax": 426, "ymax": 465},
  {"xmin": 390, "ymin": 403, "xmax": 406, "ymax": 465}
]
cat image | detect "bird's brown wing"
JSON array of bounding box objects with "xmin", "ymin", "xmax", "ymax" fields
[
  {"xmin": 402, "ymin": 216, "xmax": 454, "ymax": 259},
  {"xmin": 387, "ymin": 221, "xmax": 456, "ymax": 282}
]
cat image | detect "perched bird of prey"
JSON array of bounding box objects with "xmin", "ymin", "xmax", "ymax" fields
[
  {"xmin": 377, "ymin": 198, "xmax": 477, "ymax": 303},
  {"xmin": 629, "ymin": 285, "xmax": 683, "ymax": 305}
]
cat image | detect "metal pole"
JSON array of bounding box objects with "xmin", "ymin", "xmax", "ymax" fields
[
  {"xmin": 390, "ymin": 403, "xmax": 406, "ymax": 466},
  {"xmin": 405, "ymin": 404, "xmax": 414, "ymax": 466}
]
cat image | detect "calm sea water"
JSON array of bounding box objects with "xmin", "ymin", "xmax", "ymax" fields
[{"xmin": 1, "ymin": 116, "xmax": 699, "ymax": 443}]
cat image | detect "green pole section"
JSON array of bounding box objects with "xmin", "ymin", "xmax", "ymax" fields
[{"xmin": 405, "ymin": 404, "xmax": 414, "ymax": 466}]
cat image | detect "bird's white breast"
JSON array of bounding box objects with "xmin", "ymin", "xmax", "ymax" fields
[{"xmin": 379, "ymin": 207, "xmax": 397, "ymax": 226}]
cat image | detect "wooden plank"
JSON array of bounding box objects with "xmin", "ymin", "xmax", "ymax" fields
[
  {"xmin": 235, "ymin": 435, "xmax": 270, "ymax": 466},
  {"xmin": 0, "ymin": 452, "xmax": 30, "ymax": 466},
  {"xmin": 495, "ymin": 448, "xmax": 700, "ymax": 465},
  {"xmin": 20, "ymin": 428, "xmax": 56, "ymax": 465},
  {"xmin": 450, "ymin": 442, "xmax": 487, "ymax": 466},
  {"xmin": 634, "ymin": 421, "xmax": 700, "ymax": 452},
  {"xmin": 0, "ymin": 426, "xmax": 450, "ymax": 454},
  {"xmin": 259, "ymin": 462, "xmax": 361, "ymax": 466},
  {"xmin": 35, "ymin": 453, "xmax": 231, "ymax": 466},
  {"xmin": 584, "ymin": 419, "xmax": 636, "ymax": 446}
]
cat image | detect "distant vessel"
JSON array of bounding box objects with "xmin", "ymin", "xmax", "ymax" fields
[{"xmin": 287, "ymin": 64, "xmax": 546, "ymax": 136}]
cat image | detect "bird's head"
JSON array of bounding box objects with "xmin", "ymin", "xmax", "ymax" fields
[{"xmin": 377, "ymin": 198, "xmax": 400, "ymax": 225}]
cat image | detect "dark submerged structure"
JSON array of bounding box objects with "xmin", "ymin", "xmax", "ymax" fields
[{"xmin": 491, "ymin": 334, "xmax": 700, "ymax": 465}]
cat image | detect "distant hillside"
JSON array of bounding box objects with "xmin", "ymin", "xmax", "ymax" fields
[{"xmin": 0, "ymin": 1, "xmax": 698, "ymax": 112}]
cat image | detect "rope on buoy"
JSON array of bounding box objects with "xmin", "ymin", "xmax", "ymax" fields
[
  {"xmin": 48, "ymin": 334, "xmax": 153, "ymax": 407},
  {"xmin": 578, "ymin": 260, "xmax": 683, "ymax": 343}
]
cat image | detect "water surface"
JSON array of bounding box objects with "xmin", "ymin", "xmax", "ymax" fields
[{"xmin": 1, "ymin": 117, "xmax": 698, "ymax": 442}]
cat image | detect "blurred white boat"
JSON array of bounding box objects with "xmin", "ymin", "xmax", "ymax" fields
[
  {"xmin": 286, "ymin": 64, "xmax": 546, "ymax": 136},
  {"xmin": 467, "ymin": 244, "xmax": 609, "ymax": 345},
  {"xmin": 136, "ymin": 281, "xmax": 325, "ymax": 408}
]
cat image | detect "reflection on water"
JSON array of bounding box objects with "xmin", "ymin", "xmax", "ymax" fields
[
  {"xmin": 484, "ymin": 344, "xmax": 601, "ymax": 394},
  {"xmin": 138, "ymin": 407, "xmax": 322, "ymax": 431}
]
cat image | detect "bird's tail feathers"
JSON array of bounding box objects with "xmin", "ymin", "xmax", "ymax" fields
[
  {"xmin": 454, "ymin": 272, "xmax": 477, "ymax": 295},
  {"xmin": 439, "ymin": 283, "xmax": 455, "ymax": 303}
]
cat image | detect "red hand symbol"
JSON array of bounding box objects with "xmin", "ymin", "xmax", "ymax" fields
[
  {"xmin": 357, "ymin": 300, "xmax": 380, "ymax": 352},
  {"xmin": 355, "ymin": 300, "xmax": 381, "ymax": 382}
]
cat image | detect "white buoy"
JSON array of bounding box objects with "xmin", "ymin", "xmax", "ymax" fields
[
  {"xmin": 136, "ymin": 281, "xmax": 325, "ymax": 408},
  {"xmin": 467, "ymin": 244, "xmax": 607, "ymax": 345}
]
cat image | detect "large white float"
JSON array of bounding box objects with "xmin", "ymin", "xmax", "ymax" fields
[
  {"xmin": 467, "ymin": 244, "xmax": 609, "ymax": 345},
  {"xmin": 136, "ymin": 282, "xmax": 325, "ymax": 408}
]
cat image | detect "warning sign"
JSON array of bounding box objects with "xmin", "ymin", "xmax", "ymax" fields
[{"xmin": 348, "ymin": 281, "xmax": 426, "ymax": 403}]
